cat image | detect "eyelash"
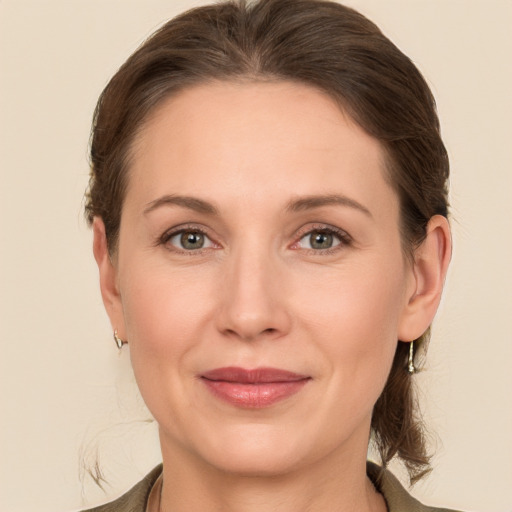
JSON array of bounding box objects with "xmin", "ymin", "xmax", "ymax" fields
[
  {"xmin": 157, "ymin": 224, "xmax": 217, "ymax": 255},
  {"xmin": 292, "ymin": 224, "xmax": 352, "ymax": 255},
  {"xmin": 157, "ymin": 223, "xmax": 352, "ymax": 255}
]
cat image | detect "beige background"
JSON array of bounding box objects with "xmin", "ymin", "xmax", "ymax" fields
[{"xmin": 1, "ymin": 1, "xmax": 511, "ymax": 511}]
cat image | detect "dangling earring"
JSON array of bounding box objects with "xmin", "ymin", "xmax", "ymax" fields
[
  {"xmin": 408, "ymin": 340, "xmax": 415, "ymax": 374},
  {"xmin": 113, "ymin": 329, "xmax": 126, "ymax": 349}
]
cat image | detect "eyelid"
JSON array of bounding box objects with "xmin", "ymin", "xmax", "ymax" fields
[
  {"xmin": 155, "ymin": 222, "xmax": 351, "ymax": 254},
  {"xmin": 291, "ymin": 223, "xmax": 352, "ymax": 251},
  {"xmin": 157, "ymin": 223, "xmax": 220, "ymax": 252}
]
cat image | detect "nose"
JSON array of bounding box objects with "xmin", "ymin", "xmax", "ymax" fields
[{"xmin": 215, "ymin": 244, "xmax": 291, "ymax": 342}]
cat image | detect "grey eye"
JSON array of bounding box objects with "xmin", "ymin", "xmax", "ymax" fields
[
  {"xmin": 310, "ymin": 231, "xmax": 334, "ymax": 249},
  {"xmin": 181, "ymin": 232, "xmax": 204, "ymax": 250},
  {"xmin": 298, "ymin": 230, "xmax": 341, "ymax": 250},
  {"xmin": 168, "ymin": 231, "xmax": 213, "ymax": 251}
]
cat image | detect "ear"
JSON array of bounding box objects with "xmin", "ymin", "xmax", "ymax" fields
[
  {"xmin": 92, "ymin": 217, "xmax": 126, "ymax": 340},
  {"xmin": 398, "ymin": 215, "xmax": 452, "ymax": 341}
]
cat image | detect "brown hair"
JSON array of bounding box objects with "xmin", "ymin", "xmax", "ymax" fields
[{"xmin": 85, "ymin": 0, "xmax": 449, "ymax": 484}]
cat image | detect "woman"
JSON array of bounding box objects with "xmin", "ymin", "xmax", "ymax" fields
[{"xmin": 83, "ymin": 0, "xmax": 456, "ymax": 510}]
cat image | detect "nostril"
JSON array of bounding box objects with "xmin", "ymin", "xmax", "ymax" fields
[{"xmin": 224, "ymin": 327, "xmax": 277, "ymax": 339}]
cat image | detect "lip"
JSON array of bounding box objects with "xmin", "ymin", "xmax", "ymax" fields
[{"xmin": 200, "ymin": 367, "xmax": 311, "ymax": 408}]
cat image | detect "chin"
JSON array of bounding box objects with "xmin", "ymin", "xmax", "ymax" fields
[{"xmin": 192, "ymin": 423, "xmax": 311, "ymax": 476}]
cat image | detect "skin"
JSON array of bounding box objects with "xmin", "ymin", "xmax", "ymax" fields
[{"xmin": 93, "ymin": 81, "xmax": 451, "ymax": 512}]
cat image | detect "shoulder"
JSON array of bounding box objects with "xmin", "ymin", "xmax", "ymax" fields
[
  {"xmin": 367, "ymin": 462, "xmax": 465, "ymax": 512},
  {"xmin": 80, "ymin": 465, "xmax": 162, "ymax": 512}
]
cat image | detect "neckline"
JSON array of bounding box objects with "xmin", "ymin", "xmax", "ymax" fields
[{"xmin": 143, "ymin": 461, "xmax": 425, "ymax": 512}]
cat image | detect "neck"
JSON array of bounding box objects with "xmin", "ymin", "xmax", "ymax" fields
[{"xmin": 157, "ymin": 438, "xmax": 386, "ymax": 512}]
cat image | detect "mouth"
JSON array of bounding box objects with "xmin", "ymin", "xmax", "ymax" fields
[{"xmin": 200, "ymin": 367, "xmax": 311, "ymax": 408}]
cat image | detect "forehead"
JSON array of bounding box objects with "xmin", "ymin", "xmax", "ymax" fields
[{"xmin": 126, "ymin": 80, "xmax": 397, "ymax": 218}]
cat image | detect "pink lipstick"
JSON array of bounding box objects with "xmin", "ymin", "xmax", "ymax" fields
[{"xmin": 200, "ymin": 367, "xmax": 310, "ymax": 408}]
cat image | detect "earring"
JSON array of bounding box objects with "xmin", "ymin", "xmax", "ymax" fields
[
  {"xmin": 113, "ymin": 329, "xmax": 126, "ymax": 349},
  {"xmin": 408, "ymin": 340, "xmax": 415, "ymax": 374}
]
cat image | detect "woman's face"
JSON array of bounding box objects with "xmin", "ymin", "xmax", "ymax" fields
[{"xmin": 106, "ymin": 81, "xmax": 418, "ymax": 475}]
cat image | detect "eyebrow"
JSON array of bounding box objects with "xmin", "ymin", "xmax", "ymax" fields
[
  {"xmin": 143, "ymin": 195, "xmax": 218, "ymax": 216},
  {"xmin": 143, "ymin": 193, "xmax": 372, "ymax": 218},
  {"xmin": 285, "ymin": 194, "xmax": 373, "ymax": 218}
]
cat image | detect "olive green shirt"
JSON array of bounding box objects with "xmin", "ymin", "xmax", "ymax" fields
[{"xmin": 82, "ymin": 463, "xmax": 463, "ymax": 512}]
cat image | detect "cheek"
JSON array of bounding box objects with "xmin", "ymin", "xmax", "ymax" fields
[
  {"xmin": 120, "ymin": 258, "xmax": 214, "ymax": 345},
  {"xmin": 296, "ymin": 258, "xmax": 407, "ymax": 398},
  {"xmin": 298, "ymin": 256, "xmax": 407, "ymax": 340},
  {"xmin": 117, "ymin": 260, "xmax": 217, "ymax": 405}
]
